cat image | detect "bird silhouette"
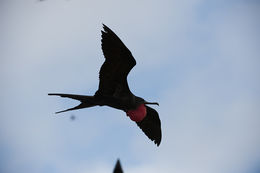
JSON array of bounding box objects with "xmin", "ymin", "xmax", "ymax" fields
[
  {"xmin": 113, "ymin": 159, "xmax": 123, "ymax": 173},
  {"xmin": 49, "ymin": 24, "xmax": 162, "ymax": 146}
]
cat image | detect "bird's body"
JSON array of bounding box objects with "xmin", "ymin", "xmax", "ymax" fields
[{"xmin": 49, "ymin": 24, "xmax": 162, "ymax": 146}]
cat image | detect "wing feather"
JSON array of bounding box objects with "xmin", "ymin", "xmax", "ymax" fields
[
  {"xmin": 96, "ymin": 24, "xmax": 136, "ymax": 97},
  {"xmin": 136, "ymin": 106, "xmax": 162, "ymax": 146}
]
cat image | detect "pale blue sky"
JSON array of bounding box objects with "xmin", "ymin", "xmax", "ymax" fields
[{"xmin": 1, "ymin": 0, "xmax": 260, "ymax": 173}]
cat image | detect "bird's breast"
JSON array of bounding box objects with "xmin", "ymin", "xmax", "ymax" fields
[{"xmin": 126, "ymin": 104, "xmax": 146, "ymax": 122}]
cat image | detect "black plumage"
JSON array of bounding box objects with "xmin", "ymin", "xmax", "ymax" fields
[
  {"xmin": 113, "ymin": 159, "xmax": 123, "ymax": 173},
  {"xmin": 49, "ymin": 24, "xmax": 162, "ymax": 146}
]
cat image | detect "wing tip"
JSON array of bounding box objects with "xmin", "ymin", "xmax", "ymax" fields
[
  {"xmin": 135, "ymin": 121, "xmax": 162, "ymax": 147},
  {"xmin": 101, "ymin": 24, "xmax": 111, "ymax": 40},
  {"xmin": 102, "ymin": 23, "xmax": 110, "ymax": 33},
  {"xmin": 154, "ymin": 136, "xmax": 162, "ymax": 146}
]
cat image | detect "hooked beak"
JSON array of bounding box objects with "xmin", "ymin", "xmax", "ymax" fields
[{"xmin": 144, "ymin": 101, "xmax": 159, "ymax": 106}]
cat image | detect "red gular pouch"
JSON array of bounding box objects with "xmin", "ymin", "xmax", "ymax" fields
[{"xmin": 126, "ymin": 104, "xmax": 147, "ymax": 122}]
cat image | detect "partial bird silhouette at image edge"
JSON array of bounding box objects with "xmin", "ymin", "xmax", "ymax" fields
[{"xmin": 113, "ymin": 159, "xmax": 123, "ymax": 173}]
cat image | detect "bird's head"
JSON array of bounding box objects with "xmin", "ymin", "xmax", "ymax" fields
[{"xmin": 135, "ymin": 96, "xmax": 159, "ymax": 106}]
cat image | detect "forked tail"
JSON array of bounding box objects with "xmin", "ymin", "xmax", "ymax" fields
[{"xmin": 48, "ymin": 93, "xmax": 97, "ymax": 114}]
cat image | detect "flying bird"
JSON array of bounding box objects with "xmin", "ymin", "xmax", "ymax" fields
[{"xmin": 48, "ymin": 24, "xmax": 162, "ymax": 146}]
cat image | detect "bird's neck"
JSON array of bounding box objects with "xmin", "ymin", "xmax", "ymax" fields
[{"xmin": 126, "ymin": 104, "xmax": 146, "ymax": 122}]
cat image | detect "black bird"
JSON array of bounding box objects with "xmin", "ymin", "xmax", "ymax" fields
[
  {"xmin": 49, "ymin": 24, "xmax": 162, "ymax": 146},
  {"xmin": 113, "ymin": 159, "xmax": 123, "ymax": 173}
]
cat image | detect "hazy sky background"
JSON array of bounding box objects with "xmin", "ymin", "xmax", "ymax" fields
[{"xmin": 1, "ymin": 0, "xmax": 260, "ymax": 173}]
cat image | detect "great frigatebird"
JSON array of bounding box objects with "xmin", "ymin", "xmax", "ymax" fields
[{"xmin": 49, "ymin": 24, "xmax": 162, "ymax": 146}]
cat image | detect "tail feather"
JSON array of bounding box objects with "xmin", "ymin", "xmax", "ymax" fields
[
  {"xmin": 55, "ymin": 103, "xmax": 95, "ymax": 114},
  {"xmin": 48, "ymin": 93, "xmax": 94, "ymax": 102},
  {"xmin": 48, "ymin": 93, "xmax": 97, "ymax": 113}
]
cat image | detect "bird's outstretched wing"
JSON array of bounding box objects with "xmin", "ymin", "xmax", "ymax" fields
[
  {"xmin": 96, "ymin": 24, "xmax": 136, "ymax": 97},
  {"xmin": 136, "ymin": 106, "xmax": 162, "ymax": 146}
]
